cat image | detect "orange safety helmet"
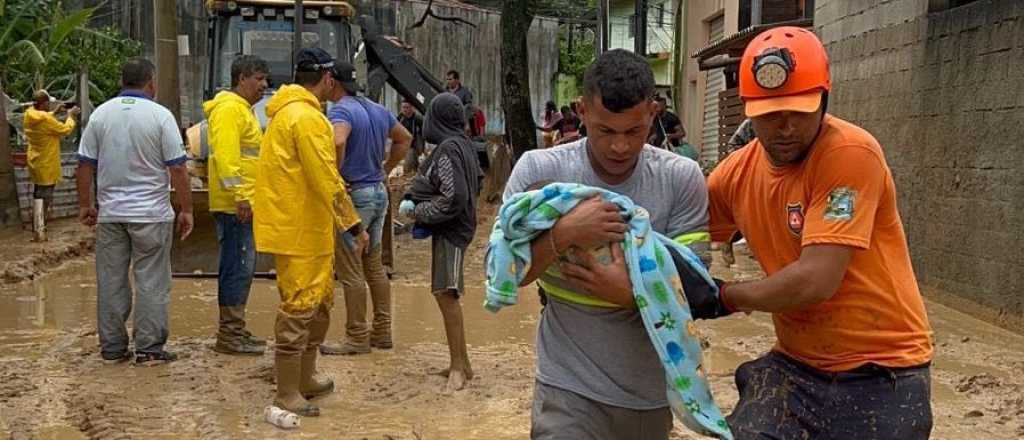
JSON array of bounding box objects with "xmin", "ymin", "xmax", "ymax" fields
[{"xmin": 739, "ymin": 26, "xmax": 831, "ymax": 117}]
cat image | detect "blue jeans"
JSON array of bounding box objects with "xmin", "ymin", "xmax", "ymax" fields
[
  {"xmin": 214, "ymin": 213, "xmax": 256, "ymax": 307},
  {"xmin": 342, "ymin": 182, "xmax": 389, "ymax": 250}
]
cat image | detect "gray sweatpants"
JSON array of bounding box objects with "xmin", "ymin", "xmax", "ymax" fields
[
  {"xmin": 531, "ymin": 381, "xmax": 673, "ymax": 440},
  {"xmin": 96, "ymin": 222, "xmax": 173, "ymax": 356}
]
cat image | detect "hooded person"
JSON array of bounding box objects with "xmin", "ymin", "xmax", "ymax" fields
[
  {"xmin": 398, "ymin": 92, "xmax": 482, "ymax": 392},
  {"xmin": 24, "ymin": 89, "xmax": 80, "ymax": 217},
  {"xmin": 253, "ymin": 48, "xmax": 367, "ymax": 417}
]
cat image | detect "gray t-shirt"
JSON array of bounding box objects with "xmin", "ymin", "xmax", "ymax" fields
[
  {"xmin": 503, "ymin": 139, "xmax": 709, "ymax": 409},
  {"xmin": 78, "ymin": 93, "xmax": 186, "ymax": 223}
]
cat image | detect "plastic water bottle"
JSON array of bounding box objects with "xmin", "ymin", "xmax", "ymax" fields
[{"xmin": 264, "ymin": 406, "xmax": 300, "ymax": 429}]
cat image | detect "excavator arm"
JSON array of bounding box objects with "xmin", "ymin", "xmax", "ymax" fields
[
  {"xmin": 356, "ymin": 15, "xmax": 489, "ymax": 171},
  {"xmin": 358, "ymin": 15, "xmax": 444, "ymax": 114}
]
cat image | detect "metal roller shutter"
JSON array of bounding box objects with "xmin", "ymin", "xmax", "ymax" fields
[{"xmin": 701, "ymin": 15, "xmax": 726, "ymax": 164}]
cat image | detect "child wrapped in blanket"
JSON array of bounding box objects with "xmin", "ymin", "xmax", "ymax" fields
[{"xmin": 485, "ymin": 180, "xmax": 735, "ymax": 439}]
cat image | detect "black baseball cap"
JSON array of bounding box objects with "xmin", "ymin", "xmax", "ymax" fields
[
  {"xmin": 295, "ymin": 47, "xmax": 335, "ymax": 73},
  {"xmin": 330, "ymin": 60, "xmax": 364, "ymax": 94}
]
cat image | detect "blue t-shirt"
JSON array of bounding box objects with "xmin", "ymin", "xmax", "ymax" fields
[{"xmin": 327, "ymin": 96, "xmax": 397, "ymax": 189}]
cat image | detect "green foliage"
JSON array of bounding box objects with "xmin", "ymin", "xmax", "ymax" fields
[
  {"xmin": 558, "ymin": 25, "xmax": 594, "ymax": 88},
  {"xmin": 1, "ymin": 0, "xmax": 141, "ymax": 104}
]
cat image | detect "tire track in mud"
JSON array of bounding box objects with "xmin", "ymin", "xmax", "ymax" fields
[
  {"xmin": 63, "ymin": 336, "xmax": 253, "ymax": 440},
  {"xmin": 0, "ymin": 232, "xmax": 94, "ymax": 284},
  {"xmin": 0, "ymin": 328, "xmax": 90, "ymax": 440},
  {"xmin": 0, "ymin": 359, "xmax": 40, "ymax": 440}
]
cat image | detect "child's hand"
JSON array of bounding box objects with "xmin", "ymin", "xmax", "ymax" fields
[{"xmin": 399, "ymin": 199, "xmax": 415, "ymax": 218}]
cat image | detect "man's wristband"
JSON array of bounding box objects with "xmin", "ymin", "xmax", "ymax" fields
[
  {"xmin": 717, "ymin": 281, "xmax": 739, "ymax": 313},
  {"xmin": 548, "ymin": 228, "xmax": 561, "ymax": 257}
]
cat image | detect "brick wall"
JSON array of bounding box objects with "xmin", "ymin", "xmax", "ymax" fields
[{"xmin": 816, "ymin": 0, "xmax": 1024, "ymax": 330}]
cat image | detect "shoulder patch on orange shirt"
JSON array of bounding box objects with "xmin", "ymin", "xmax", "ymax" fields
[{"xmin": 825, "ymin": 187, "xmax": 856, "ymax": 221}]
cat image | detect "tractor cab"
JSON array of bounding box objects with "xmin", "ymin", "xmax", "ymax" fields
[
  {"xmin": 176, "ymin": 1, "xmax": 356, "ymax": 276},
  {"xmin": 205, "ymin": 1, "xmax": 356, "ymax": 126}
]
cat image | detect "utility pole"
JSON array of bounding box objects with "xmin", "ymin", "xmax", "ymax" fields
[
  {"xmin": 293, "ymin": 0, "xmax": 304, "ymax": 74},
  {"xmin": 596, "ymin": 0, "xmax": 609, "ymax": 55},
  {"xmin": 0, "ymin": 78, "xmax": 17, "ymax": 226},
  {"xmin": 634, "ymin": 0, "xmax": 648, "ymax": 56},
  {"xmin": 154, "ymin": 0, "xmax": 180, "ymax": 121}
]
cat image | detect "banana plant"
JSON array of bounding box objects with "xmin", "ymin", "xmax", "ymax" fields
[{"xmin": 1, "ymin": 0, "xmax": 98, "ymax": 93}]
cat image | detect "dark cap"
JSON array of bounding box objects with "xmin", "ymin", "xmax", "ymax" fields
[
  {"xmin": 330, "ymin": 60, "xmax": 364, "ymax": 94},
  {"xmin": 295, "ymin": 48, "xmax": 335, "ymax": 73}
]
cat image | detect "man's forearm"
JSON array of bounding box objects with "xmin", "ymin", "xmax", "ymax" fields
[
  {"xmin": 385, "ymin": 139, "xmax": 411, "ymax": 173},
  {"xmin": 76, "ymin": 164, "xmax": 95, "ymax": 208},
  {"xmin": 727, "ymin": 262, "xmax": 827, "ymax": 313},
  {"xmin": 520, "ymin": 228, "xmax": 566, "ymax": 287},
  {"xmin": 726, "ymin": 244, "xmax": 851, "ymax": 313},
  {"xmin": 169, "ymin": 166, "xmax": 193, "ymax": 214}
]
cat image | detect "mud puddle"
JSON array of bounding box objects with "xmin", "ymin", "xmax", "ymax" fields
[
  {"xmin": 1, "ymin": 239, "xmax": 1023, "ymax": 439},
  {"xmin": 0, "ymin": 254, "xmax": 543, "ymax": 440}
]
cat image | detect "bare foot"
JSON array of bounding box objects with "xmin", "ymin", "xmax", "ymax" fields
[
  {"xmin": 443, "ymin": 369, "xmax": 468, "ymax": 393},
  {"xmin": 462, "ymin": 362, "xmax": 475, "ymax": 381}
]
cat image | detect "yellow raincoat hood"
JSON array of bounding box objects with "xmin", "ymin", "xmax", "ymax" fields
[{"xmin": 253, "ymin": 85, "xmax": 360, "ymax": 256}]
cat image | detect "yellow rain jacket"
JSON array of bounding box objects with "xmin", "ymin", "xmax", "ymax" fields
[
  {"xmin": 253, "ymin": 84, "xmax": 360, "ymax": 257},
  {"xmin": 203, "ymin": 91, "xmax": 263, "ymax": 213},
  {"xmin": 24, "ymin": 108, "xmax": 75, "ymax": 185}
]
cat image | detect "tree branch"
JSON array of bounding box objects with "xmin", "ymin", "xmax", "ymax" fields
[{"xmin": 408, "ymin": 0, "xmax": 478, "ymax": 30}]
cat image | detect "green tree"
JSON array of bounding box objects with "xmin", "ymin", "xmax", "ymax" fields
[
  {"xmin": 558, "ymin": 25, "xmax": 595, "ymax": 87},
  {"xmin": 1, "ymin": 0, "xmax": 141, "ymax": 104},
  {"xmin": 0, "ymin": 0, "xmax": 141, "ymax": 226}
]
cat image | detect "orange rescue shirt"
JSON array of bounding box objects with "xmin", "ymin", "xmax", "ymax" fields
[{"xmin": 708, "ymin": 115, "xmax": 933, "ymax": 372}]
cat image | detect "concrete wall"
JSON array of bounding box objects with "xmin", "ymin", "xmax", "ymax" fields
[
  {"xmin": 392, "ymin": 0, "xmax": 559, "ymax": 135},
  {"xmin": 86, "ymin": 0, "xmax": 558, "ymax": 135},
  {"xmin": 680, "ymin": 0, "xmax": 739, "ymax": 157},
  {"xmin": 816, "ymin": 0, "xmax": 1024, "ymax": 329}
]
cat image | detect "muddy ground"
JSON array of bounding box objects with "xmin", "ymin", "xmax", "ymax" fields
[
  {"xmin": 1, "ymin": 208, "xmax": 1023, "ymax": 439},
  {"xmin": 0, "ymin": 221, "xmax": 94, "ymax": 284}
]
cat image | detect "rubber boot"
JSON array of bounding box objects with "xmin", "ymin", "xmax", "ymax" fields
[
  {"xmin": 214, "ymin": 306, "xmax": 263, "ymax": 355},
  {"xmin": 274, "ymin": 309, "xmax": 319, "ymax": 416},
  {"xmin": 301, "ymin": 303, "xmax": 335, "ymax": 399},
  {"xmin": 321, "ymin": 247, "xmax": 371, "ymax": 355},
  {"xmin": 365, "ymin": 246, "xmax": 393, "ymax": 349},
  {"xmin": 240, "ymin": 327, "xmax": 267, "ymax": 347},
  {"xmin": 274, "ymin": 355, "xmax": 319, "ymax": 416},
  {"xmin": 233, "ymin": 304, "xmax": 267, "ymax": 347},
  {"xmin": 32, "ymin": 198, "xmax": 47, "ymax": 242}
]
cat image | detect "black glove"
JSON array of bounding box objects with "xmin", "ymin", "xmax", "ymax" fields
[{"xmin": 665, "ymin": 245, "xmax": 735, "ymax": 320}]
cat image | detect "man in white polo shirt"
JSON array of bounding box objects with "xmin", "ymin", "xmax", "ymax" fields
[{"xmin": 76, "ymin": 58, "xmax": 194, "ymax": 366}]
